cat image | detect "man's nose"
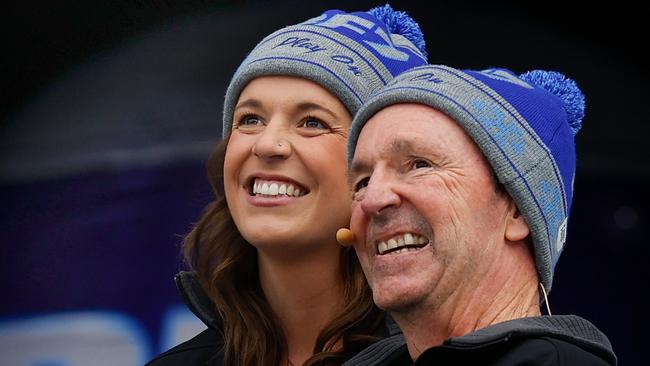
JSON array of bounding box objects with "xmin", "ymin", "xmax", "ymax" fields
[
  {"xmin": 251, "ymin": 123, "xmax": 292, "ymax": 160},
  {"xmin": 359, "ymin": 171, "xmax": 401, "ymax": 217}
]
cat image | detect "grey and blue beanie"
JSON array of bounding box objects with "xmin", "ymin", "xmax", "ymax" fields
[
  {"xmin": 348, "ymin": 65, "xmax": 586, "ymax": 291},
  {"xmin": 221, "ymin": 4, "xmax": 428, "ymax": 136}
]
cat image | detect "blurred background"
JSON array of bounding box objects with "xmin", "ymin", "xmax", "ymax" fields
[{"xmin": 1, "ymin": 0, "xmax": 647, "ymax": 364}]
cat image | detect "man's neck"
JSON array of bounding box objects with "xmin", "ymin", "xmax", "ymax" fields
[{"xmin": 392, "ymin": 251, "xmax": 542, "ymax": 360}]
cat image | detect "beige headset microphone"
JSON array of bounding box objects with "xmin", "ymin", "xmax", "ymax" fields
[{"xmin": 336, "ymin": 228, "xmax": 356, "ymax": 247}]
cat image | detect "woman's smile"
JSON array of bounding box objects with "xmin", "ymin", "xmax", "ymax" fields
[{"xmin": 245, "ymin": 175, "xmax": 310, "ymax": 207}]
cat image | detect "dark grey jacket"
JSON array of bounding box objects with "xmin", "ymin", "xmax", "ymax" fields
[{"xmin": 343, "ymin": 315, "xmax": 617, "ymax": 365}]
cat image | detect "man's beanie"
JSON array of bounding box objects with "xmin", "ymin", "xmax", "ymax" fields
[
  {"xmin": 221, "ymin": 4, "xmax": 428, "ymax": 136},
  {"xmin": 348, "ymin": 65, "xmax": 586, "ymax": 291}
]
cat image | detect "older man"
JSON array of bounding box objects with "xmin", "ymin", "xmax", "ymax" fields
[{"xmin": 340, "ymin": 65, "xmax": 616, "ymax": 365}]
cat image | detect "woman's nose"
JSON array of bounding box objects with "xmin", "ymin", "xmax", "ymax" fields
[{"xmin": 251, "ymin": 124, "xmax": 292, "ymax": 160}]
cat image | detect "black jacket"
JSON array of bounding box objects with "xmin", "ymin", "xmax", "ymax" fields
[
  {"xmin": 146, "ymin": 272, "xmax": 401, "ymax": 365},
  {"xmin": 343, "ymin": 315, "xmax": 617, "ymax": 365},
  {"xmin": 146, "ymin": 272, "xmax": 225, "ymax": 365}
]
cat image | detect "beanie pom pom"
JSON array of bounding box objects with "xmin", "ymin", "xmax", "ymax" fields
[
  {"xmin": 519, "ymin": 70, "xmax": 585, "ymax": 136},
  {"xmin": 368, "ymin": 4, "xmax": 428, "ymax": 58}
]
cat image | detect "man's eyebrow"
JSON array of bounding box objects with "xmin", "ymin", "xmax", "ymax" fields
[
  {"xmin": 389, "ymin": 138, "xmax": 417, "ymax": 156},
  {"xmin": 347, "ymin": 138, "xmax": 419, "ymax": 185}
]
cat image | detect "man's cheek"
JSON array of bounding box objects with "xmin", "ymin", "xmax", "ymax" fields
[
  {"xmin": 349, "ymin": 203, "xmax": 364, "ymax": 237},
  {"xmin": 353, "ymin": 242, "xmax": 373, "ymax": 279}
]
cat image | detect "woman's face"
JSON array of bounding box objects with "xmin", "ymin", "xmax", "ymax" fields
[{"xmin": 224, "ymin": 76, "xmax": 352, "ymax": 253}]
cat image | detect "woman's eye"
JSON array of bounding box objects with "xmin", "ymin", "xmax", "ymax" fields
[
  {"xmin": 412, "ymin": 159, "xmax": 431, "ymax": 169},
  {"xmin": 239, "ymin": 115, "xmax": 263, "ymax": 126},
  {"xmin": 301, "ymin": 118, "xmax": 328, "ymax": 129}
]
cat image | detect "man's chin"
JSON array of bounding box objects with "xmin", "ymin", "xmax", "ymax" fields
[{"xmin": 372, "ymin": 291, "xmax": 420, "ymax": 313}]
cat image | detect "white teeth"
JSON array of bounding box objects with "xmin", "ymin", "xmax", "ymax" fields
[
  {"xmin": 252, "ymin": 179, "xmax": 306, "ymax": 197},
  {"xmin": 269, "ymin": 183, "xmax": 279, "ymax": 195},
  {"xmin": 377, "ymin": 233, "xmax": 428, "ymax": 255}
]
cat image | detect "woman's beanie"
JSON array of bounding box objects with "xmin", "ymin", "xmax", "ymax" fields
[
  {"xmin": 348, "ymin": 65, "xmax": 586, "ymax": 292},
  {"xmin": 222, "ymin": 4, "xmax": 428, "ymax": 136}
]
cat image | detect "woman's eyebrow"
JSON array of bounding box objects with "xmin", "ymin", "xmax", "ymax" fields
[
  {"xmin": 295, "ymin": 102, "xmax": 338, "ymax": 120},
  {"xmin": 234, "ymin": 98, "xmax": 262, "ymax": 111}
]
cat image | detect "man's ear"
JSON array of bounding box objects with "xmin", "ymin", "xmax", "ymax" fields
[{"xmin": 505, "ymin": 198, "xmax": 530, "ymax": 242}]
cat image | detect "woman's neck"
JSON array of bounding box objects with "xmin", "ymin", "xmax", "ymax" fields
[{"xmin": 258, "ymin": 245, "xmax": 344, "ymax": 365}]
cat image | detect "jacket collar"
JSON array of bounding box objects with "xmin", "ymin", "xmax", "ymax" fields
[
  {"xmin": 343, "ymin": 314, "xmax": 616, "ymax": 366},
  {"xmin": 445, "ymin": 315, "xmax": 616, "ymax": 363},
  {"xmin": 175, "ymin": 271, "xmax": 222, "ymax": 331}
]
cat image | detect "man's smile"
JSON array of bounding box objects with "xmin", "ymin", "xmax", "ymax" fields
[{"xmin": 376, "ymin": 232, "xmax": 429, "ymax": 255}]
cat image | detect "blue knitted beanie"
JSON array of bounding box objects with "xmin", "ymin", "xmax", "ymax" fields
[
  {"xmin": 221, "ymin": 4, "xmax": 428, "ymax": 136},
  {"xmin": 348, "ymin": 65, "xmax": 586, "ymax": 291}
]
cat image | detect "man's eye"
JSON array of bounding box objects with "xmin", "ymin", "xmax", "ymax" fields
[
  {"xmin": 301, "ymin": 117, "xmax": 328, "ymax": 129},
  {"xmin": 354, "ymin": 177, "xmax": 369, "ymax": 192},
  {"xmin": 412, "ymin": 159, "xmax": 431, "ymax": 169},
  {"xmin": 239, "ymin": 115, "xmax": 263, "ymax": 126}
]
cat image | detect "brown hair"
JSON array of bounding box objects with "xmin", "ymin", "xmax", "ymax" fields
[{"xmin": 183, "ymin": 135, "xmax": 384, "ymax": 366}]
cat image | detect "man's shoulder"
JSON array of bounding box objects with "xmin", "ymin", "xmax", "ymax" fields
[
  {"xmin": 145, "ymin": 328, "xmax": 223, "ymax": 366},
  {"xmin": 412, "ymin": 336, "xmax": 614, "ymax": 366},
  {"xmin": 496, "ymin": 336, "xmax": 614, "ymax": 365}
]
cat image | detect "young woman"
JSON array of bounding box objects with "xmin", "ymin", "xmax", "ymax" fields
[{"xmin": 147, "ymin": 5, "xmax": 427, "ymax": 366}]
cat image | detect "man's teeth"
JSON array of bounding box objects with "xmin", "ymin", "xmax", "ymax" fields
[
  {"xmin": 377, "ymin": 233, "xmax": 428, "ymax": 255},
  {"xmin": 253, "ymin": 179, "xmax": 304, "ymax": 197}
]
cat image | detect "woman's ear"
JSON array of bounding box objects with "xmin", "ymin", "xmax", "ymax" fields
[{"xmin": 505, "ymin": 198, "xmax": 530, "ymax": 242}]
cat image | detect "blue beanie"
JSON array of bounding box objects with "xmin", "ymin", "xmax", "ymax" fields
[
  {"xmin": 222, "ymin": 4, "xmax": 428, "ymax": 136},
  {"xmin": 348, "ymin": 65, "xmax": 586, "ymax": 291}
]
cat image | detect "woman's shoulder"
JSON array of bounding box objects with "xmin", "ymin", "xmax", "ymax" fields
[{"xmin": 145, "ymin": 328, "xmax": 224, "ymax": 366}]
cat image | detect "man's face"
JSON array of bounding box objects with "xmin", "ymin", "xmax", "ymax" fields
[{"xmin": 349, "ymin": 104, "xmax": 512, "ymax": 313}]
